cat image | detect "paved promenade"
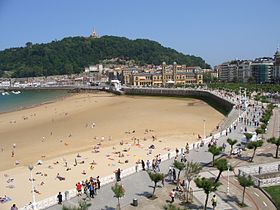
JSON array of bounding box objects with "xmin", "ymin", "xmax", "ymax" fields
[{"xmin": 46, "ymin": 101, "xmax": 278, "ymax": 210}]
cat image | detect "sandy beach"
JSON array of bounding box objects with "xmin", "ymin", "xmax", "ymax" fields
[{"xmin": 0, "ymin": 92, "xmax": 224, "ymax": 209}]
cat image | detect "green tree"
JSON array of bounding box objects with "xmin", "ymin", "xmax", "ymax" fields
[
  {"xmin": 238, "ymin": 175, "xmax": 254, "ymax": 206},
  {"xmin": 62, "ymin": 200, "xmax": 91, "ymax": 210},
  {"xmin": 247, "ymin": 140, "xmax": 263, "ymax": 162},
  {"xmin": 147, "ymin": 171, "xmax": 164, "ymax": 196},
  {"xmin": 163, "ymin": 204, "xmax": 183, "ymax": 210},
  {"xmin": 227, "ymin": 138, "xmax": 237, "ymax": 156},
  {"xmin": 173, "ymin": 160, "xmax": 186, "ymax": 184},
  {"xmin": 208, "ymin": 145, "xmax": 223, "ymax": 166},
  {"xmin": 214, "ymin": 158, "xmax": 230, "ymax": 183},
  {"xmin": 244, "ymin": 133, "xmax": 253, "ymax": 141},
  {"xmin": 185, "ymin": 161, "xmax": 202, "ymax": 203},
  {"xmin": 267, "ymin": 137, "xmax": 280, "ymax": 158},
  {"xmin": 194, "ymin": 177, "xmax": 220, "ymax": 210},
  {"xmin": 111, "ymin": 182, "xmax": 125, "ymax": 209}
]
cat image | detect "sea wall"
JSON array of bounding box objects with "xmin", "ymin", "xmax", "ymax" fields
[{"xmin": 123, "ymin": 87, "xmax": 234, "ymax": 116}]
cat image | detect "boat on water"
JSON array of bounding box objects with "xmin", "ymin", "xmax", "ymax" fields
[
  {"xmin": 12, "ymin": 90, "xmax": 21, "ymax": 94},
  {"xmin": 1, "ymin": 91, "xmax": 10, "ymax": 96}
]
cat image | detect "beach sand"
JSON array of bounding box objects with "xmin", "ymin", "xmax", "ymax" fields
[{"xmin": 0, "ymin": 92, "xmax": 224, "ymax": 209}]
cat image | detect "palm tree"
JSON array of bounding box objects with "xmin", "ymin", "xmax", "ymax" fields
[
  {"xmin": 227, "ymin": 138, "xmax": 237, "ymax": 156},
  {"xmin": 214, "ymin": 158, "xmax": 230, "ymax": 183},
  {"xmin": 247, "ymin": 140, "xmax": 263, "ymax": 162},
  {"xmin": 147, "ymin": 171, "xmax": 164, "ymax": 197},
  {"xmin": 238, "ymin": 175, "xmax": 254, "ymax": 206},
  {"xmin": 185, "ymin": 161, "xmax": 202, "ymax": 203},
  {"xmin": 208, "ymin": 145, "xmax": 223, "ymax": 166},
  {"xmin": 194, "ymin": 177, "xmax": 220, "ymax": 210},
  {"xmin": 267, "ymin": 137, "xmax": 280, "ymax": 158},
  {"xmin": 111, "ymin": 182, "xmax": 125, "ymax": 209},
  {"xmin": 173, "ymin": 160, "xmax": 186, "ymax": 184}
]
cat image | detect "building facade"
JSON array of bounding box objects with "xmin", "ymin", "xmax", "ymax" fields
[
  {"xmin": 251, "ymin": 57, "xmax": 274, "ymax": 84},
  {"xmin": 273, "ymin": 50, "xmax": 280, "ymax": 83}
]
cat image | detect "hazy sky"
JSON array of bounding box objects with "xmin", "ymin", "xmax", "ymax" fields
[{"xmin": 0, "ymin": 0, "xmax": 279, "ymax": 66}]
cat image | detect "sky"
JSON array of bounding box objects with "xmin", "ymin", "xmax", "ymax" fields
[{"xmin": 0, "ymin": 0, "xmax": 279, "ymax": 67}]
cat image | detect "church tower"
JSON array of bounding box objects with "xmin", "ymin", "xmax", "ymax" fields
[
  {"xmin": 90, "ymin": 28, "xmax": 98, "ymax": 38},
  {"xmin": 162, "ymin": 62, "xmax": 166, "ymax": 87}
]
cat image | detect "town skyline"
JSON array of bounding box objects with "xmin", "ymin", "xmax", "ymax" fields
[{"xmin": 0, "ymin": 0, "xmax": 279, "ymax": 66}]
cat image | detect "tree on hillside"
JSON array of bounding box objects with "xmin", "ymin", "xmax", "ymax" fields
[
  {"xmin": 267, "ymin": 137, "xmax": 280, "ymax": 158},
  {"xmin": 214, "ymin": 158, "xmax": 231, "ymax": 183},
  {"xmin": 185, "ymin": 161, "xmax": 202, "ymax": 203},
  {"xmin": 173, "ymin": 160, "xmax": 186, "ymax": 184},
  {"xmin": 208, "ymin": 145, "xmax": 223, "ymax": 166},
  {"xmin": 238, "ymin": 175, "xmax": 254, "ymax": 206},
  {"xmin": 147, "ymin": 171, "xmax": 164, "ymax": 197},
  {"xmin": 194, "ymin": 177, "xmax": 220, "ymax": 210},
  {"xmin": 247, "ymin": 140, "xmax": 263, "ymax": 162},
  {"xmin": 227, "ymin": 138, "xmax": 237, "ymax": 156},
  {"xmin": 111, "ymin": 182, "xmax": 125, "ymax": 210}
]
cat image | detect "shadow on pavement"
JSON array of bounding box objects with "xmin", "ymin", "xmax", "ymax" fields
[{"xmin": 136, "ymin": 191, "xmax": 152, "ymax": 198}]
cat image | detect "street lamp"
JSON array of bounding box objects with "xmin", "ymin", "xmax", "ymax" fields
[
  {"xmin": 227, "ymin": 162, "xmax": 230, "ymax": 195},
  {"xmin": 203, "ymin": 120, "xmax": 206, "ymax": 139},
  {"xmin": 28, "ymin": 165, "xmax": 37, "ymax": 210}
]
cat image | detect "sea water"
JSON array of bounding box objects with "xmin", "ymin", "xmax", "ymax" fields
[{"xmin": 0, "ymin": 90, "xmax": 69, "ymax": 113}]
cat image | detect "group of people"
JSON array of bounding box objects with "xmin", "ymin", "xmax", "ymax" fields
[
  {"xmin": 76, "ymin": 176, "xmax": 101, "ymax": 199},
  {"xmin": 56, "ymin": 175, "xmax": 102, "ymax": 204}
]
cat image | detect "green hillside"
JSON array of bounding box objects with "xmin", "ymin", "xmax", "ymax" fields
[{"xmin": 0, "ymin": 35, "xmax": 210, "ymax": 78}]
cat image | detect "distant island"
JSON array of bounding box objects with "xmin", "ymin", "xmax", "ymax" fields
[{"xmin": 0, "ymin": 35, "xmax": 210, "ymax": 78}]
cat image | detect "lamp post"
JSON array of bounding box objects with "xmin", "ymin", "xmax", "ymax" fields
[
  {"xmin": 203, "ymin": 120, "xmax": 206, "ymax": 139},
  {"xmin": 28, "ymin": 165, "xmax": 37, "ymax": 210},
  {"xmin": 227, "ymin": 162, "xmax": 230, "ymax": 195}
]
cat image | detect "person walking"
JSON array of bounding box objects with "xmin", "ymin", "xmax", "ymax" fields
[
  {"xmin": 211, "ymin": 195, "xmax": 217, "ymax": 210},
  {"xmin": 97, "ymin": 176, "xmax": 101, "ymax": 190},
  {"xmin": 172, "ymin": 168, "xmax": 176, "ymax": 183},
  {"xmin": 169, "ymin": 189, "xmax": 176, "ymax": 203},
  {"xmin": 141, "ymin": 159, "xmax": 145, "ymax": 171},
  {"xmin": 57, "ymin": 192, "xmax": 62, "ymax": 204}
]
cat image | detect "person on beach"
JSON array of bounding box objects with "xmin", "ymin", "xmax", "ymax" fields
[
  {"xmin": 57, "ymin": 192, "xmax": 62, "ymax": 204},
  {"xmin": 11, "ymin": 204, "xmax": 18, "ymax": 210}
]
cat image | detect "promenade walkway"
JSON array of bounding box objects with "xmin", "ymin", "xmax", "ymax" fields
[{"xmin": 46, "ymin": 99, "xmax": 277, "ymax": 210}]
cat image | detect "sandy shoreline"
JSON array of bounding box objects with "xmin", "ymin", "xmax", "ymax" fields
[{"xmin": 0, "ymin": 92, "xmax": 224, "ymax": 209}]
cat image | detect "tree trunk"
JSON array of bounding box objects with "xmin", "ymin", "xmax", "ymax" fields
[
  {"xmin": 212, "ymin": 155, "xmax": 215, "ymax": 166},
  {"xmin": 177, "ymin": 170, "xmax": 181, "ymax": 184},
  {"xmin": 152, "ymin": 182, "xmax": 156, "ymax": 195},
  {"xmin": 215, "ymin": 171, "xmax": 222, "ymax": 183},
  {"xmin": 230, "ymin": 145, "xmax": 233, "ymax": 157},
  {"xmin": 276, "ymin": 145, "xmax": 279, "ymax": 158},
  {"xmin": 242, "ymin": 186, "xmax": 245, "ymax": 205},
  {"xmin": 117, "ymin": 197, "xmax": 120, "ymax": 210},
  {"xmin": 251, "ymin": 148, "xmax": 256, "ymax": 162},
  {"xmin": 204, "ymin": 193, "xmax": 209, "ymax": 210},
  {"xmin": 186, "ymin": 180, "xmax": 191, "ymax": 202}
]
